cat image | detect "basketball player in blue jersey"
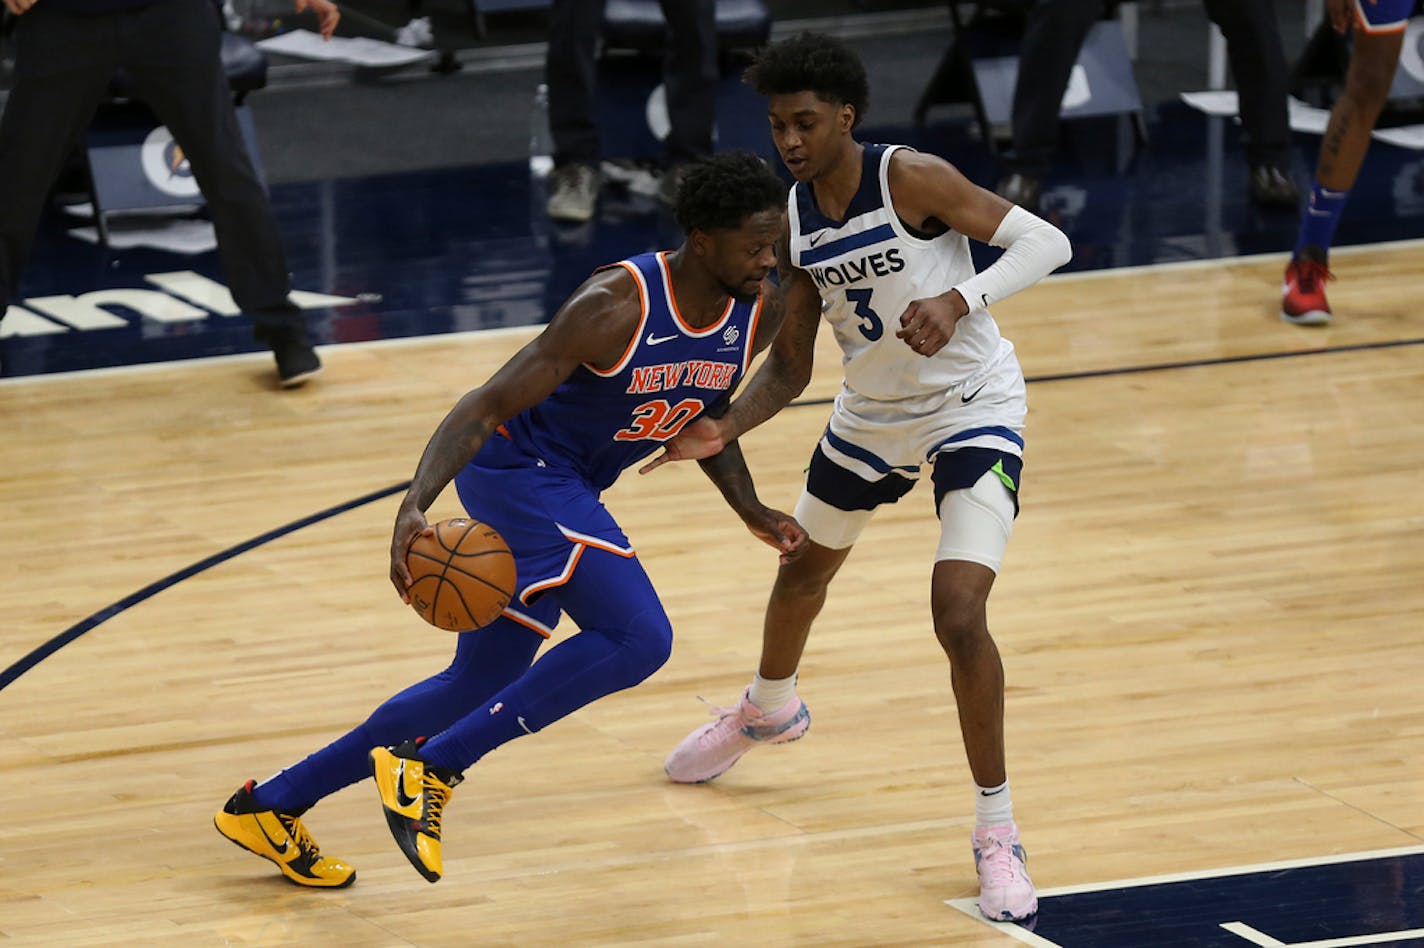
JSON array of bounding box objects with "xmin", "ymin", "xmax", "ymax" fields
[
  {"xmin": 1281, "ymin": 0, "xmax": 1411, "ymax": 325},
  {"xmin": 642, "ymin": 33, "xmax": 1071, "ymax": 923},
  {"xmin": 213, "ymin": 152, "xmax": 808, "ymax": 887}
]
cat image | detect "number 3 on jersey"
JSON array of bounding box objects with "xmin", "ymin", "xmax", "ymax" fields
[
  {"xmin": 846, "ymin": 287, "xmax": 883, "ymax": 341},
  {"xmin": 615, "ymin": 397, "xmax": 704, "ymax": 441}
]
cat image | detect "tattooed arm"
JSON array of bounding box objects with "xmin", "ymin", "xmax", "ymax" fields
[
  {"xmin": 639, "ymin": 232, "xmax": 823, "ymax": 473},
  {"xmin": 389, "ymin": 267, "xmax": 640, "ymax": 599}
]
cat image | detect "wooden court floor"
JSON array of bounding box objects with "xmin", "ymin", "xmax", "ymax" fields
[{"xmin": 1, "ymin": 243, "xmax": 1421, "ymax": 946}]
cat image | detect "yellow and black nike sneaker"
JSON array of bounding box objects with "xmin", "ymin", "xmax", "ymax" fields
[
  {"xmin": 214, "ymin": 781, "xmax": 355, "ymax": 888},
  {"xmin": 370, "ymin": 738, "xmax": 463, "ymax": 883}
]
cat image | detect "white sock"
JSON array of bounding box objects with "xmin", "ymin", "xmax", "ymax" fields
[
  {"xmin": 974, "ymin": 780, "xmax": 1014, "ymax": 827},
  {"xmin": 748, "ymin": 672, "xmax": 797, "ymax": 712}
]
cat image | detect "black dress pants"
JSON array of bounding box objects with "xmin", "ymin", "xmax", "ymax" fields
[
  {"xmin": 1007, "ymin": 0, "xmax": 1291, "ymax": 176},
  {"xmin": 546, "ymin": 0, "xmax": 717, "ymax": 167},
  {"xmin": 0, "ymin": 0, "xmax": 305, "ymax": 339}
]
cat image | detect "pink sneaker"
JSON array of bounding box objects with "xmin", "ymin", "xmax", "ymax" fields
[
  {"xmin": 664, "ymin": 689, "xmax": 810, "ymax": 783},
  {"xmin": 972, "ymin": 823, "xmax": 1038, "ymax": 922}
]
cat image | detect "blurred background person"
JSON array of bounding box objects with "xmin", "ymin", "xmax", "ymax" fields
[
  {"xmin": 0, "ymin": 0, "xmax": 338, "ymax": 386},
  {"xmin": 543, "ymin": 0, "xmax": 717, "ymax": 223},
  {"xmin": 996, "ymin": 0, "xmax": 1300, "ymax": 212},
  {"xmin": 1281, "ymin": 0, "xmax": 1409, "ymax": 326}
]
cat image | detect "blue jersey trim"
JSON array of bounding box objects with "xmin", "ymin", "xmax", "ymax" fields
[
  {"xmin": 930, "ymin": 425, "xmax": 1026, "ymax": 454},
  {"xmin": 799, "ymin": 223, "xmax": 898, "ymax": 266},
  {"xmin": 794, "ymin": 143, "xmax": 890, "ymax": 233},
  {"xmin": 824, "ymin": 429, "xmax": 920, "ymax": 474}
]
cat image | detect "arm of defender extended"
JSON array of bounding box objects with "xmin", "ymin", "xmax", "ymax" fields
[
  {"xmin": 637, "ymin": 238, "xmax": 822, "ymax": 473},
  {"xmin": 695, "ymin": 438, "xmax": 808, "ymax": 563}
]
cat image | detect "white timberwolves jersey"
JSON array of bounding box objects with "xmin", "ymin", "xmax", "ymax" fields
[{"xmin": 788, "ymin": 143, "xmax": 1013, "ymax": 401}]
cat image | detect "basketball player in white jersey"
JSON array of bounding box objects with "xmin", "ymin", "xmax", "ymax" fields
[{"xmin": 640, "ymin": 32, "xmax": 1071, "ymax": 923}]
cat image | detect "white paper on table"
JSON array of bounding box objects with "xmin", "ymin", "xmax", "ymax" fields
[
  {"xmin": 257, "ymin": 29, "xmax": 433, "ymax": 67},
  {"xmin": 69, "ymin": 218, "xmax": 218, "ymax": 254},
  {"xmin": 1179, "ymin": 90, "xmax": 1239, "ymax": 117},
  {"xmin": 1180, "ymin": 91, "xmax": 1336, "ymax": 136},
  {"xmin": 1285, "ymin": 97, "xmax": 1332, "ymax": 134},
  {"xmin": 1371, "ymin": 124, "xmax": 1424, "ymax": 149}
]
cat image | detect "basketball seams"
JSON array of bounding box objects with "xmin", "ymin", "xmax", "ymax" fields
[
  {"xmin": 437, "ymin": 557, "xmax": 516, "ymax": 595},
  {"xmin": 434, "ymin": 518, "xmax": 482, "ymax": 555},
  {"xmin": 406, "ymin": 518, "xmax": 516, "ymax": 631}
]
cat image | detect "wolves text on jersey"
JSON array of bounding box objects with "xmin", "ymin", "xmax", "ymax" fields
[{"xmin": 806, "ymin": 247, "xmax": 906, "ymax": 290}]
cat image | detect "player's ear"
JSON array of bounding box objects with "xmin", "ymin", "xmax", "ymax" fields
[
  {"xmin": 840, "ymin": 103, "xmax": 855, "ymax": 133},
  {"xmin": 687, "ymin": 227, "xmax": 710, "ymax": 260}
]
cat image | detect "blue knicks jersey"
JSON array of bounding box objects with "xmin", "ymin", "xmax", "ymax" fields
[{"xmin": 502, "ymin": 251, "xmax": 764, "ymax": 491}]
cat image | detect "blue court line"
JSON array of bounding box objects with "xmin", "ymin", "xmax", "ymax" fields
[
  {"xmin": 1022, "ymin": 335, "xmax": 1424, "ymax": 385},
  {"xmin": 4, "ymin": 333, "xmax": 1422, "ymax": 695},
  {"xmin": 0, "ymin": 482, "xmax": 409, "ymax": 695}
]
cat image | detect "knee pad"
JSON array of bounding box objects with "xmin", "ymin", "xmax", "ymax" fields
[{"xmin": 935, "ymin": 469, "xmax": 1016, "ymax": 572}]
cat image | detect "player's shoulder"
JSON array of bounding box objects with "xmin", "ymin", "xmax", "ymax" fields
[
  {"xmin": 552, "ymin": 262, "xmax": 646, "ymax": 337},
  {"xmin": 885, "ymin": 144, "xmax": 959, "ymax": 182},
  {"xmin": 578, "ymin": 260, "xmax": 645, "ymax": 308}
]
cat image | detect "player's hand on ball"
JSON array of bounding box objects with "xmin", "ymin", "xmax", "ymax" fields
[
  {"xmin": 745, "ymin": 507, "xmax": 809, "ymax": 564},
  {"xmin": 390, "ymin": 504, "xmax": 433, "ymax": 602}
]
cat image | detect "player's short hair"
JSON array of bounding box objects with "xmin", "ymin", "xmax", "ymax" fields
[
  {"xmin": 743, "ymin": 32, "xmax": 870, "ymax": 129},
  {"xmin": 674, "ymin": 151, "xmax": 786, "ymax": 234}
]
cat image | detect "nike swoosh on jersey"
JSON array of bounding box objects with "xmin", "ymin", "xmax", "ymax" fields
[
  {"xmin": 961, "ymin": 383, "xmax": 987, "ymax": 403},
  {"xmin": 807, "ymin": 230, "xmax": 828, "ymax": 247},
  {"xmin": 645, "ymin": 333, "xmax": 679, "ymax": 346}
]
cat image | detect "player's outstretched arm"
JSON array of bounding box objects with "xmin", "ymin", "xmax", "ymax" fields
[
  {"xmin": 639, "ymin": 240, "xmax": 821, "ymax": 474},
  {"xmin": 889, "ymin": 150, "xmax": 1071, "ymax": 357},
  {"xmin": 724, "ymin": 250, "xmax": 822, "ymax": 437},
  {"xmin": 389, "ymin": 270, "xmax": 641, "ymax": 598},
  {"xmin": 695, "ymin": 439, "xmax": 808, "ymax": 564}
]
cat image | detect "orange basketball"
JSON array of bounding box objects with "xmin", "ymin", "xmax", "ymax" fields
[{"xmin": 406, "ymin": 518, "xmax": 517, "ymax": 631}]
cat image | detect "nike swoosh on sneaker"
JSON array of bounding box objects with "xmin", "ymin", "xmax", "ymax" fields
[
  {"xmin": 395, "ymin": 760, "xmax": 421, "ymax": 809},
  {"xmin": 257, "ymin": 819, "xmax": 292, "ymax": 856}
]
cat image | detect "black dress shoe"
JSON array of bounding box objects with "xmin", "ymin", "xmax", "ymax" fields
[
  {"xmin": 267, "ymin": 329, "xmax": 323, "ymax": 388},
  {"xmin": 995, "ymin": 173, "xmax": 1041, "ymax": 211},
  {"xmin": 1248, "ymin": 164, "xmax": 1300, "ymax": 208}
]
